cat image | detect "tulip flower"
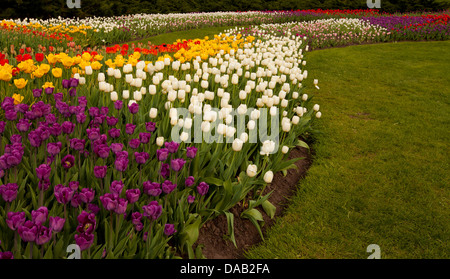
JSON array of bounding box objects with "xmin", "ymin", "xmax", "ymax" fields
[
  {"xmin": 47, "ymin": 142, "xmax": 62, "ymax": 156},
  {"xmin": 170, "ymin": 158, "xmax": 186, "ymax": 172},
  {"xmin": 110, "ymin": 180, "xmax": 124, "ymax": 198},
  {"xmin": 143, "ymin": 181, "xmax": 162, "ymax": 197},
  {"xmin": 35, "ymin": 226, "xmax": 52, "ymax": 245},
  {"xmin": 125, "ymin": 123, "xmax": 136, "ymax": 135},
  {"xmin": 74, "ymin": 233, "xmax": 94, "ymax": 251},
  {"xmin": 142, "ymin": 201, "xmax": 162, "ymax": 221},
  {"xmin": 145, "ymin": 122, "xmax": 156, "ymax": 132},
  {"xmin": 164, "ymin": 224, "xmax": 177, "ymax": 236},
  {"xmin": 126, "ymin": 189, "xmax": 141, "ymax": 204},
  {"xmin": 94, "ymin": 165, "xmax": 107, "ymax": 179},
  {"xmin": 54, "ymin": 184, "xmax": 74, "ymax": 204},
  {"xmin": 6, "ymin": 211, "xmax": 26, "ymax": 231},
  {"xmin": 49, "ymin": 216, "xmax": 65, "ymax": 233},
  {"xmin": 197, "ymin": 182, "xmax": 209, "ymax": 196},
  {"xmin": 263, "ymin": 170, "xmax": 274, "ymax": 183},
  {"xmin": 128, "ymin": 102, "xmax": 139, "ymax": 114},
  {"xmin": 0, "ymin": 183, "xmax": 18, "ymax": 203},
  {"xmin": 76, "ymin": 211, "xmax": 96, "ymax": 235},
  {"xmin": 156, "ymin": 148, "xmax": 169, "ymax": 161},
  {"xmin": 18, "ymin": 221, "xmax": 38, "ymax": 242},
  {"xmin": 61, "ymin": 154, "xmax": 75, "ymax": 169},
  {"xmin": 31, "ymin": 206, "xmax": 48, "ymax": 226},
  {"xmin": 185, "ymin": 176, "xmax": 195, "ymax": 187},
  {"xmin": 187, "ymin": 195, "xmax": 195, "ymax": 204},
  {"xmin": 186, "ymin": 146, "xmax": 197, "ymax": 159},
  {"xmin": 165, "ymin": 141, "xmax": 179, "ymax": 153},
  {"xmin": 79, "ymin": 188, "xmax": 95, "ymax": 204}
]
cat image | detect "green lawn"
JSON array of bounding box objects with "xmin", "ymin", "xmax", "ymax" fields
[
  {"xmin": 245, "ymin": 41, "xmax": 450, "ymax": 259},
  {"xmin": 127, "ymin": 26, "xmax": 237, "ymax": 46}
]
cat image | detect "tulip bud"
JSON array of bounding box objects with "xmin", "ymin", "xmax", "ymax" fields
[
  {"xmin": 110, "ymin": 91, "xmax": 118, "ymax": 102},
  {"xmin": 156, "ymin": 137, "xmax": 164, "ymax": 147},
  {"xmin": 133, "ymin": 91, "xmax": 142, "ymax": 101},
  {"xmin": 122, "ymin": 90, "xmax": 129, "ymax": 100},
  {"xmin": 316, "ymin": 111, "xmax": 322, "ymax": 118},
  {"xmin": 98, "ymin": 72, "xmax": 105, "ymax": 82},
  {"xmin": 263, "ymin": 170, "xmax": 274, "ymax": 183},
  {"xmin": 180, "ymin": 132, "xmax": 189, "ymax": 142},
  {"xmin": 302, "ymin": 94, "xmax": 308, "ymax": 101},
  {"xmin": 313, "ymin": 104, "xmax": 320, "ymax": 111},
  {"xmin": 246, "ymin": 164, "xmax": 257, "ymax": 177},
  {"xmin": 85, "ymin": 66, "xmax": 93, "ymax": 75},
  {"xmin": 282, "ymin": 146, "xmax": 289, "ymax": 154},
  {"xmin": 232, "ymin": 138, "xmax": 243, "ymax": 151},
  {"xmin": 149, "ymin": 108, "xmax": 158, "ymax": 118}
]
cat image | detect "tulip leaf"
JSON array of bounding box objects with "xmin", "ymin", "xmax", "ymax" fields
[
  {"xmin": 262, "ymin": 200, "xmax": 277, "ymax": 219},
  {"xmin": 296, "ymin": 139, "xmax": 310, "ymax": 149},
  {"xmin": 224, "ymin": 211, "xmax": 237, "ymax": 248},
  {"xmin": 242, "ymin": 208, "xmax": 264, "ymax": 222},
  {"xmin": 202, "ymin": 177, "xmax": 223, "ymax": 186}
]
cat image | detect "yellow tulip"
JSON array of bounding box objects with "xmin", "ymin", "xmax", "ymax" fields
[
  {"xmin": 46, "ymin": 53, "xmax": 58, "ymax": 64},
  {"xmin": 42, "ymin": 82, "xmax": 54, "ymax": 89},
  {"xmin": 0, "ymin": 70, "xmax": 12, "ymax": 82},
  {"xmin": 61, "ymin": 56, "xmax": 74, "ymax": 68},
  {"xmin": 14, "ymin": 78, "xmax": 28, "ymax": 89},
  {"xmin": 91, "ymin": 61, "xmax": 102, "ymax": 70},
  {"xmin": 12, "ymin": 93, "xmax": 24, "ymax": 105},
  {"xmin": 52, "ymin": 67, "xmax": 62, "ymax": 78},
  {"xmin": 81, "ymin": 52, "xmax": 92, "ymax": 62}
]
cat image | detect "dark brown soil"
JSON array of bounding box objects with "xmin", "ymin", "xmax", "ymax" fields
[{"xmin": 194, "ymin": 144, "xmax": 313, "ymax": 259}]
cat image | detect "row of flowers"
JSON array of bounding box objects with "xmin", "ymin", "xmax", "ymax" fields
[{"xmin": 0, "ymin": 25, "xmax": 320, "ymax": 258}]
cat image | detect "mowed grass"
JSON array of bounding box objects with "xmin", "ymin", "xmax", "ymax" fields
[{"xmin": 245, "ymin": 41, "xmax": 450, "ymax": 259}]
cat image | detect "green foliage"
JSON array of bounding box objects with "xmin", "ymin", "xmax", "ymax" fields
[{"xmin": 1, "ymin": 0, "xmax": 448, "ymax": 19}]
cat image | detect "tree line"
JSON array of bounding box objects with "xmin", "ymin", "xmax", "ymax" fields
[{"xmin": 1, "ymin": 0, "xmax": 449, "ymax": 19}]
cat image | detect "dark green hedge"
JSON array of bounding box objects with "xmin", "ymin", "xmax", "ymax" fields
[{"xmin": 1, "ymin": 0, "xmax": 449, "ymax": 19}]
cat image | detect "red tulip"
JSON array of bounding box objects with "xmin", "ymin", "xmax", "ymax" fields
[{"xmin": 35, "ymin": 53, "xmax": 44, "ymax": 62}]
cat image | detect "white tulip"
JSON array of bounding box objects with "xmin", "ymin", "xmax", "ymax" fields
[
  {"xmin": 232, "ymin": 138, "xmax": 243, "ymax": 151},
  {"xmin": 302, "ymin": 94, "xmax": 308, "ymax": 101},
  {"xmin": 292, "ymin": 115, "xmax": 300, "ymax": 125},
  {"xmin": 149, "ymin": 85, "xmax": 156, "ymax": 95},
  {"xmin": 149, "ymin": 108, "xmax": 158, "ymax": 118},
  {"xmin": 316, "ymin": 111, "xmax": 322, "ymax": 118},
  {"xmin": 282, "ymin": 146, "xmax": 289, "ymax": 154},
  {"xmin": 263, "ymin": 170, "xmax": 274, "ymax": 183},
  {"xmin": 313, "ymin": 104, "xmax": 320, "ymax": 111},
  {"xmin": 247, "ymin": 120, "xmax": 256, "ymax": 130},
  {"xmin": 79, "ymin": 77, "xmax": 86, "ymax": 85},
  {"xmin": 107, "ymin": 68, "xmax": 114, "ymax": 76},
  {"xmin": 133, "ymin": 91, "xmax": 142, "ymax": 101},
  {"xmin": 156, "ymin": 137, "xmax": 164, "ymax": 147},
  {"xmin": 122, "ymin": 90, "xmax": 129, "ymax": 99},
  {"xmin": 85, "ymin": 65, "xmax": 93, "ymax": 75},
  {"xmin": 246, "ymin": 164, "xmax": 257, "ymax": 177},
  {"xmin": 114, "ymin": 69, "xmax": 121, "ymax": 79},
  {"xmin": 180, "ymin": 132, "xmax": 189, "ymax": 142},
  {"xmin": 110, "ymin": 91, "xmax": 118, "ymax": 102}
]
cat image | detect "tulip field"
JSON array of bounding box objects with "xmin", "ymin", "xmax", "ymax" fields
[{"xmin": 0, "ymin": 9, "xmax": 449, "ymax": 259}]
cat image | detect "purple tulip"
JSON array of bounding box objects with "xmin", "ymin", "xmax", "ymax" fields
[
  {"xmin": 69, "ymin": 181, "xmax": 79, "ymax": 191},
  {"xmin": 78, "ymin": 96, "xmax": 87, "ymax": 108},
  {"xmin": 50, "ymin": 123, "xmax": 62, "ymax": 137},
  {"xmin": 197, "ymin": 182, "xmax": 209, "ymax": 196},
  {"xmin": 128, "ymin": 102, "xmax": 139, "ymax": 114},
  {"xmin": 35, "ymin": 225, "xmax": 52, "ymax": 245},
  {"xmin": 47, "ymin": 142, "xmax": 62, "ymax": 156},
  {"xmin": 165, "ymin": 141, "xmax": 179, "ymax": 153},
  {"xmin": 10, "ymin": 134, "xmax": 22, "ymax": 144},
  {"xmin": 53, "ymin": 92, "xmax": 63, "ymax": 102},
  {"xmin": 49, "ymin": 216, "xmax": 66, "ymax": 233},
  {"xmin": 6, "ymin": 211, "xmax": 26, "ymax": 231},
  {"xmin": 16, "ymin": 103, "xmax": 29, "ymax": 114},
  {"xmin": 157, "ymin": 148, "xmax": 169, "ymax": 161},
  {"xmin": 18, "ymin": 221, "xmax": 38, "ymax": 242},
  {"xmin": 170, "ymin": 158, "xmax": 186, "ymax": 172},
  {"xmin": 162, "ymin": 180, "xmax": 177, "ymax": 194},
  {"xmin": 145, "ymin": 122, "xmax": 156, "ymax": 132},
  {"xmin": 76, "ymin": 211, "xmax": 96, "ymax": 234},
  {"xmin": 106, "ymin": 116, "xmax": 118, "ymax": 126},
  {"xmin": 86, "ymin": 128, "xmax": 100, "ymax": 141},
  {"xmin": 62, "ymin": 121, "xmax": 75, "ymax": 134},
  {"xmin": 88, "ymin": 203, "xmax": 100, "ymax": 215},
  {"xmin": 94, "ymin": 144, "xmax": 110, "ymax": 159},
  {"xmin": 94, "ymin": 165, "xmax": 107, "ymax": 179},
  {"xmin": 31, "ymin": 206, "xmax": 48, "ymax": 226},
  {"xmin": 44, "ymin": 86, "xmax": 54, "ymax": 95},
  {"xmin": 159, "ymin": 163, "xmax": 170, "ymax": 178},
  {"xmin": 185, "ymin": 176, "xmax": 195, "ymax": 187},
  {"xmin": 142, "ymin": 201, "xmax": 162, "ymax": 220},
  {"xmin": 108, "ymin": 128, "xmax": 121, "ymax": 139},
  {"xmin": 76, "ymin": 113, "xmax": 86, "ymax": 124},
  {"xmin": 70, "ymin": 138, "xmax": 85, "ymax": 151},
  {"xmin": 114, "ymin": 100, "xmax": 123, "ymax": 110},
  {"xmin": 61, "ymin": 154, "xmax": 75, "ymax": 169},
  {"xmin": 100, "ymin": 193, "xmax": 118, "ymax": 211},
  {"xmin": 68, "ymin": 88, "xmax": 77, "ymax": 97},
  {"xmin": 0, "ymin": 183, "xmax": 18, "ymax": 203},
  {"xmin": 125, "ymin": 123, "xmax": 136, "ymax": 135},
  {"xmin": 54, "ymin": 184, "xmax": 74, "ymax": 204},
  {"xmin": 110, "ymin": 143, "xmax": 123, "ymax": 154},
  {"xmin": 33, "ymin": 88, "xmax": 42, "ymax": 98},
  {"xmin": 5, "ymin": 110, "xmax": 17, "ymax": 121},
  {"xmin": 69, "ymin": 78, "xmax": 79, "ymax": 88},
  {"xmin": 74, "ymin": 233, "xmax": 94, "ymax": 251},
  {"xmin": 164, "ymin": 224, "xmax": 177, "ymax": 236},
  {"xmin": 62, "ymin": 79, "xmax": 71, "ymax": 89},
  {"xmin": 114, "ymin": 157, "xmax": 129, "ymax": 172},
  {"xmin": 0, "ymin": 252, "xmax": 13, "ymax": 259},
  {"xmin": 70, "ymin": 193, "xmax": 82, "ymax": 208},
  {"xmin": 134, "ymin": 151, "xmax": 149, "ymax": 164},
  {"xmin": 115, "ymin": 198, "xmax": 128, "ymax": 215},
  {"xmin": 187, "ymin": 195, "xmax": 195, "ymax": 204},
  {"xmin": 28, "ymin": 131, "xmax": 42, "ymax": 147},
  {"xmin": 110, "ymin": 180, "xmax": 123, "ymax": 196},
  {"xmin": 143, "ymin": 181, "xmax": 162, "ymax": 197},
  {"xmin": 126, "ymin": 189, "xmax": 141, "ymax": 204},
  {"xmin": 38, "ymin": 179, "xmax": 51, "ymax": 191},
  {"xmin": 88, "ymin": 107, "xmax": 100, "ymax": 117},
  {"xmin": 186, "ymin": 146, "xmax": 198, "ymax": 159},
  {"xmin": 131, "ymin": 212, "xmax": 142, "ymax": 225},
  {"xmin": 16, "ymin": 119, "xmax": 31, "ymax": 132},
  {"xmin": 0, "ymin": 121, "xmax": 6, "ymax": 134},
  {"xmin": 79, "ymin": 188, "xmax": 95, "ymax": 204},
  {"xmin": 128, "ymin": 138, "xmax": 140, "ymax": 149},
  {"xmin": 35, "ymin": 164, "xmax": 51, "ymax": 180},
  {"xmin": 139, "ymin": 132, "xmax": 152, "ymax": 144}
]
